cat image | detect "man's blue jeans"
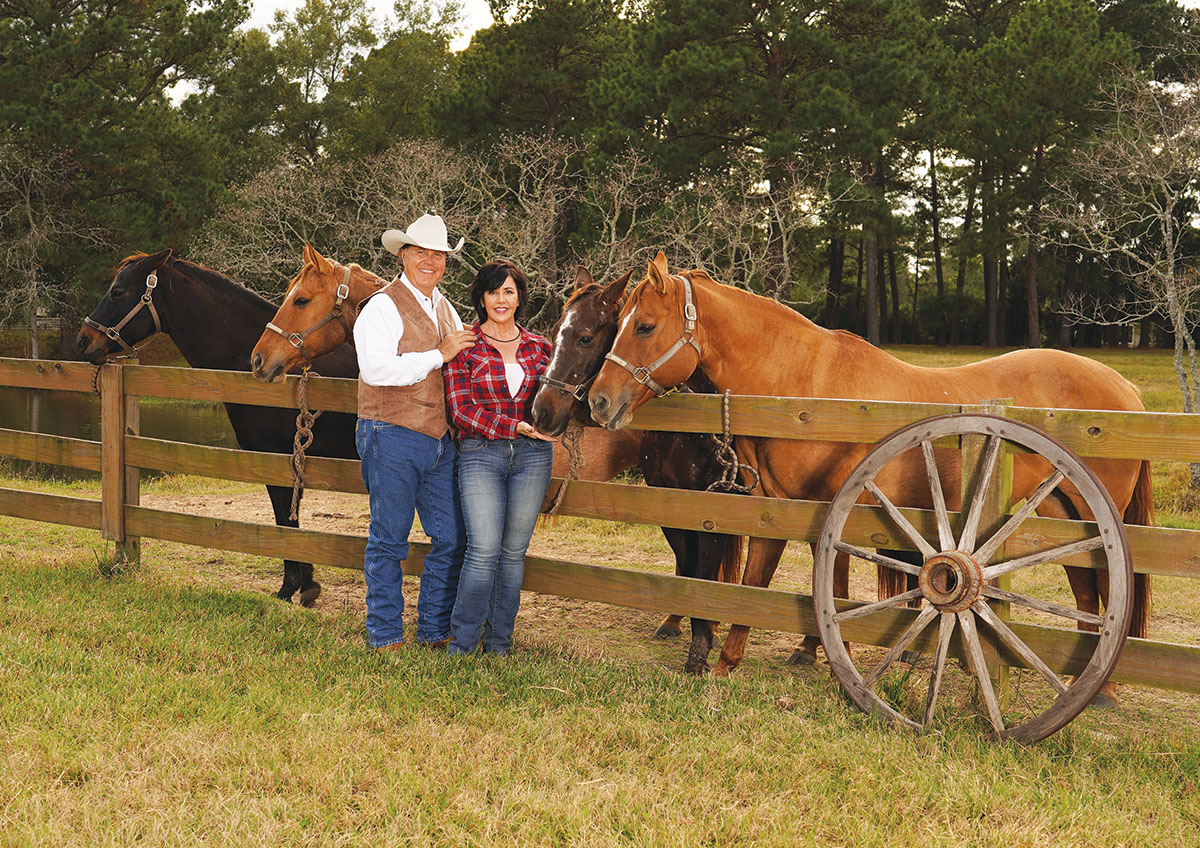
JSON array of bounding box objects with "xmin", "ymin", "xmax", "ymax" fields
[
  {"xmin": 449, "ymin": 437, "xmax": 553, "ymax": 655},
  {"xmin": 356, "ymin": 419, "xmax": 466, "ymax": 648}
]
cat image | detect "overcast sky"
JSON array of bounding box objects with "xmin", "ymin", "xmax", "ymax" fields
[{"xmin": 244, "ymin": 0, "xmax": 495, "ymax": 51}]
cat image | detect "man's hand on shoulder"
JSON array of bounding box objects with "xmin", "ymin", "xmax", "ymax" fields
[{"xmin": 439, "ymin": 329, "xmax": 476, "ymax": 363}]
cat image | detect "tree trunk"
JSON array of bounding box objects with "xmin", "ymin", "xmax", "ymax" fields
[
  {"xmin": 888, "ymin": 248, "xmax": 901, "ymax": 343},
  {"xmin": 930, "ymin": 149, "xmax": 947, "ymax": 346},
  {"xmin": 1026, "ymin": 144, "xmax": 1044, "ymax": 347},
  {"xmin": 998, "ymin": 252, "xmax": 1009, "ymax": 346},
  {"xmin": 982, "ymin": 161, "xmax": 998, "ymax": 347},
  {"xmin": 27, "ymin": 293, "xmax": 39, "ymax": 360},
  {"xmin": 1056, "ymin": 245, "xmax": 1075, "ymax": 349},
  {"xmin": 864, "ymin": 225, "xmax": 879, "ymax": 345},
  {"xmin": 764, "ymin": 163, "xmax": 791, "ymax": 301},
  {"xmin": 953, "ymin": 169, "xmax": 978, "ymax": 347},
  {"xmin": 825, "ymin": 236, "xmax": 845, "ymax": 328}
]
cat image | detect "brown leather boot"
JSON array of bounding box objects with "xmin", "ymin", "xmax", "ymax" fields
[{"xmin": 376, "ymin": 642, "xmax": 407, "ymax": 653}]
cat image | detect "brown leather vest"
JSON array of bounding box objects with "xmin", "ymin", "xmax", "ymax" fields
[{"xmin": 356, "ymin": 280, "xmax": 458, "ymax": 439}]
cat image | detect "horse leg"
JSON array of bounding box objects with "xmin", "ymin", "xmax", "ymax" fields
[
  {"xmin": 654, "ymin": 526, "xmax": 695, "ymax": 638},
  {"xmin": 713, "ymin": 537, "xmax": 787, "ymax": 677},
  {"xmin": 789, "ymin": 547, "xmax": 850, "ymax": 666},
  {"xmin": 876, "ymin": 549, "xmax": 924, "ymax": 665},
  {"xmin": 1040, "ymin": 491, "xmax": 1118, "ymax": 708},
  {"xmin": 682, "ymin": 530, "xmax": 736, "ymax": 674},
  {"xmin": 266, "ymin": 484, "xmax": 321, "ymax": 607}
]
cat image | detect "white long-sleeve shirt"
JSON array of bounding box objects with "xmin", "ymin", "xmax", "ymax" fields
[{"xmin": 353, "ymin": 275, "xmax": 465, "ymax": 387}]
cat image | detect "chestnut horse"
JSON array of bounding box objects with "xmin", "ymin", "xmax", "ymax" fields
[
  {"xmin": 250, "ymin": 245, "xmax": 643, "ymax": 490},
  {"xmin": 76, "ymin": 250, "xmax": 360, "ymax": 606},
  {"xmin": 589, "ymin": 254, "xmax": 1153, "ymax": 683},
  {"xmin": 532, "ymin": 267, "xmax": 854, "ymax": 672}
]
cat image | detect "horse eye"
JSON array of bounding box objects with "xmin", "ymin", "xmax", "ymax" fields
[
  {"xmin": 636, "ymin": 323, "xmax": 655, "ymax": 336},
  {"xmin": 577, "ymin": 335, "xmax": 592, "ymax": 346},
  {"xmin": 294, "ymin": 297, "xmax": 310, "ymax": 307},
  {"xmin": 110, "ymin": 289, "xmax": 127, "ymax": 300}
]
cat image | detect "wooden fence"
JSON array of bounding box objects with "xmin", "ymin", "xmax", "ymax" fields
[{"xmin": 3, "ymin": 356, "xmax": 1200, "ymax": 695}]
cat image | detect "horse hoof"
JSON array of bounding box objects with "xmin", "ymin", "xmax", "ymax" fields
[
  {"xmin": 653, "ymin": 625, "xmax": 682, "ymax": 639},
  {"xmin": 298, "ymin": 583, "xmax": 321, "ymax": 608},
  {"xmin": 712, "ymin": 663, "xmax": 733, "ymax": 679},
  {"xmin": 786, "ymin": 648, "xmax": 817, "ymax": 667},
  {"xmin": 900, "ymin": 650, "xmax": 921, "ymax": 665},
  {"xmin": 1089, "ymin": 689, "xmax": 1119, "ymax": 709},
  {"xmin": 684, "ymin": 661, "xmax": 709, "ymax": 676},
  {"xmin": 274, "ymin": 590, "xmax": 294, "ymax": 603}
]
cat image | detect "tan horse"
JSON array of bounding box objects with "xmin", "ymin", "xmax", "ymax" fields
[
  {"xmin": 250, "ymin": 244, "xmax": 643, "ymax": 484},
  {"xmin": 589, "ymin": 253, "xmax": 1153, "ymax": 681}
]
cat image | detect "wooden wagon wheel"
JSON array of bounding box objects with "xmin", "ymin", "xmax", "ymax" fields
[{"xmin": 813, "ymin": 413, "xmax": 1132, "ymax": 744}]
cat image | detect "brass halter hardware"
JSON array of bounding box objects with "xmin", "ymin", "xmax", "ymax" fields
[
  {"xmin": 603, "ymin": 273, "xmax": 700, "ymax": 397},
  {"xmin": 83, "ymin": 271, "xmax": 163, "ymax": 358},
  {"xmin": 264, "ymin": 263, "xmax": 355, "ymax": 362}
]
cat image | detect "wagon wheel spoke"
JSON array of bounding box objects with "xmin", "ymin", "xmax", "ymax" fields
[
  {"xmin": 864, "ymin": 481, "xmax": 938, "ymax": 559},
  {"xmin": 833, "ymin": 588, "xmax": 924, "ymax": 624},
  {"xmin": 971, "ymin": 601, "xmax": 1069, "ymax": 696},
  {"xmin": 972, "ymin": 470, "xmax": 1066, "ymax": 565},
  {"xmin": 833, "ymin": 541, "xmax": 922, "ymax": 576},
  {"xmin": 981, "ymin": 584, "xmax": 1103, "ymax": 627},
  {"xmin": 921, "ymin": 440, "xmax": 955, "ymax": 552},
  {"xmin": 957, "ymin": 609, "xmax": 1005, "ymax": 733},
  {"xmin": 922, "ymin": 612, "xmax": 957, "ymax": 726},
  {"xmin": 981, "ymin": 536, "xmax": 1104, "ymax": 580},
  {"xmin": 957, "ymin": 434, "xmax": 1002, "ymax": 554},
  {"xmin": 863, "ymin": 606, "xmax": 939, "ymax": 689}
]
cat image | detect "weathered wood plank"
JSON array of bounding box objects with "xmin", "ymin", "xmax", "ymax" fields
[
  {"xmin": 125, "ymin": 437, "xmax": 366, "ymax": 493},
  {"xmin": 0, "ymin": 486, "xmax": 101, "ymax": 529},
  {"xmin": 0, "ymin": 358, "xmax": 96, "ymax": 393},
  {"xmin": 122, "ymin": 365, "xmax": 358, "ymax": 413},
  {"xmin": 0, "ymin": 428, "xmax": 101, "ymax": 472},
  {"xmin": 100, "ymin": 364, "xmax": 125, "ymax": 542}
]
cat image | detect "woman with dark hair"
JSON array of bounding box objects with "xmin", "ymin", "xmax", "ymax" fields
[{"xmin": 444, "ymin": 259, "xmax": 555, "ymax": 655}]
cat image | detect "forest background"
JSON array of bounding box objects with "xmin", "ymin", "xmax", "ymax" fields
[{"xmin": 5, "ymin": 0, "xmax": 1200, "ymax": 371}]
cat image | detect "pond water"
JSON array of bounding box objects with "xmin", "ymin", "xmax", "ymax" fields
[{"xmin": 0, "ymin": 385, "xmax": 237, "ymax": 480}]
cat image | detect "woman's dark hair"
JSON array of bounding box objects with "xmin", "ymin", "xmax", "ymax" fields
[{"xmin": 470, "ymin": 259, "xmax": 529, "ymax": 324}]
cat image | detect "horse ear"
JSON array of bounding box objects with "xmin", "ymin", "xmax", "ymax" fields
[
  {"xmin": 145, "ymin": 248, "xmax": 172, "ymax": 268},
  {"xmin": 647, "ymin": 255, "xmax": 669, "ymax": 293},
  {"xmin": 310, "ymin": 245, "xmax": 333, "ymax": 275},
  {"xmin": 573, "ymin": 266, "xmax": 594, "ymax": 292},
  {"xmin": 600, "ymin": 269, "xmax": 632, "ymax": 307},
  {"xmin": 302, "ymin": 243, "xmax": 315, "ymax": 266}
]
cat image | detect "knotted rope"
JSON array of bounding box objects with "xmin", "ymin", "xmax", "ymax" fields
[
  {"xmin": 546, "ymin": 423, "xmax": 586, "ymax": 516},
  {"xmin": 289, "ymin": 367, "xmax": 324, "ymax": 521},
  {"xmin": 706, "ymin": 390, "xmax": 759, "ymax": 495}
]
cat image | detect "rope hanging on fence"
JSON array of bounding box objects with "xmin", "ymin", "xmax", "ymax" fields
[
  {"xmin": 706, "ymin": 390, "xmax": 760, "ymax": 495},
  {"xmin": 546, "ymin": 423, "xmax": 586, "ymax": 516},
  {"xmin": 289, "ymin": 367, "xmax": 324, "ymax": 521}
]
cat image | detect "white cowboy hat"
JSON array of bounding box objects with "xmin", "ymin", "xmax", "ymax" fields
[{"xmin": 381, "ymin": 213, "xmax": 465, "ymax": 256}]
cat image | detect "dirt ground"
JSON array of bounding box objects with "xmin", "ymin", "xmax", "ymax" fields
[{"xmin": 136, "ymin": 488, "xmax": 818, "ymax": 673}]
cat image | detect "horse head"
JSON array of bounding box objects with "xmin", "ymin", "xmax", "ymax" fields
[
  {"xmin": 76, "ymin": 249, "xmax": 175, "ymax": 364},
  {"xmin": 590, "ymin": 252, "xmax": 702, "ymax": 430},
  {"xmin": 530, "ymin": 265, "xmax": 631, "ymax": 436},
  {"xmin": 251, "ymin": 244, "xmax": 384, "ymax": 383}
]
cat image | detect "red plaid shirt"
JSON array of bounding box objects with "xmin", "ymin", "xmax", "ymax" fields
[{"xmin": 444, "ymin": 323, "xmax": 552, "ymax": 440}]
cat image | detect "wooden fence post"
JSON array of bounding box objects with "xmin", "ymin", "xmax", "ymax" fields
[
  {"xmin": 961, "ymin": 399, "xmax": 1014, "ymax": 704},
  {"xmin": 99, "ymin": 362, "xmax": 140, "ymax": 565}
]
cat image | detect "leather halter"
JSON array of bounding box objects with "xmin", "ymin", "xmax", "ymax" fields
[
  {"xmin": 537, "ymin": 371, "xmax": 594, "ymax": 402},
  {"xmin": 264, "ymin": 263, "xmax": 354, "ymax": 362},
  {"xmin": 603, "ymin": 273, "xmax": 700, "ymax": 397},
  {"xmin": 83, "ymin": 271, "xmax": 163, "ymax": 357}
]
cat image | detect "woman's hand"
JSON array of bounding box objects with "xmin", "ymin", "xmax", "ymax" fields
[{"xmin": 516, "ymin": 420, "xmax": 556, "ymax": 441}]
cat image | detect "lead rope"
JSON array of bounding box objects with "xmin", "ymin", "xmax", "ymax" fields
[
  {"xmin": 706, "ymin": 390, "xmax": 759, "ymax": 494},
  {"xmin": 289, "ymin": 366, "xmax": 324, "ymax": 521},
  {"xmin": 546, "ymin": 423, "xmax": 586, "ymax": 516}
]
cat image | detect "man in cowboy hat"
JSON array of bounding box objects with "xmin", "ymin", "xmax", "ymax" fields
[{"xmin": 353, "ymin": 213, "xmax": 476, "ymax": 651}]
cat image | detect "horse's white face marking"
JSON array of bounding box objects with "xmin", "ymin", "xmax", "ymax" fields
[{"xmin": 546, "ymin": 306, "xmax": 578, "ymax": 376}]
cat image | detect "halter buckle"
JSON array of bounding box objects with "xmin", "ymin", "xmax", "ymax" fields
[
  {"xmin": 145, "ymin": 272, "xmax": 157, "ymax": 290},
  {"xmin": 336, "ymin": 283, "xmax": 349, "ymax": 303},
  {"xmin": 684, "ymin": 302, "xmax": 697, "ymax": 322},
  {"xmin": 287, "ymin": 332, "xmax": 305, "ymax": 348}
]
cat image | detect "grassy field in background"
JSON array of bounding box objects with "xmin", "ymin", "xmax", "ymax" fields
[{"xmin": 1, "ymin": 345, "xmax": 1200, "ymax": 844}]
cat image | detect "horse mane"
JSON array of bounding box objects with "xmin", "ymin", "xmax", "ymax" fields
[
  {"xmin": 563, "ymin": 280, "xmax": 606, "ymax": 308},
  {"xmin": 118, "ymin": 252, "xmax": 275, "ymax": 311}
]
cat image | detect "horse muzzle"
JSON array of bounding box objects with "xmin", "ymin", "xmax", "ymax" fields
[
  {"xmin": 75, "ymin": 326, "xmax": 110, "ymax": 365},
  {"xmin": 589, "ymin": 391, "xmax": 633, "ymax": 430}
]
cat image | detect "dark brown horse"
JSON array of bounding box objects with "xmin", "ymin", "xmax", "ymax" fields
[
  {"xmin": 589, "ymin": 254, "xmax": 1153, "ymax": 688},
  {"xmin": 76, "ymin": 250, "xmax": 361, "ymax": 606}
]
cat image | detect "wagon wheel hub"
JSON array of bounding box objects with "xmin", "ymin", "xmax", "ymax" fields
[{"xmin": 919, "ymin": 550, "xmax": 983, "ymax": 613}]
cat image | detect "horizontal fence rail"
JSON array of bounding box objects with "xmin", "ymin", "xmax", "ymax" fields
[{"xmin": 2, "ymin": 357, "xmax": 1200, "ymax": 697}]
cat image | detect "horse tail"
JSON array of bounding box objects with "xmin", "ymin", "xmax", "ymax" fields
[
  {"xmin": 1123, "ymin": 459, "xmax": 1155, "ymax": 639},
  {"xmin": 718, "ymin": 534, "xmax": 745, "ymax": 585}
]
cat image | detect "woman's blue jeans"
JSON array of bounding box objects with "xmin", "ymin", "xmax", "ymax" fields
[
  {"xmin": 356, "ymin": 419, "xmax": 466, "ymax": 648},
  {"xmin": 449, "ymin": 437, "xmax": 553, "ymax": 655}
]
